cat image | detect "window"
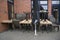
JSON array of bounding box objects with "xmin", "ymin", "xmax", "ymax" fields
[
  {"xmin": 8, "ymin": 0, "xmax": 14, "ymax": 19},
  {"xmin": 8, "ymin": 0, "xmax": 14, "ymax": 3},
  {"xmin": 40, "ymin": 1, "xmax": 48, "ymax": 10},
  {"xmin": 31, "ymin": 0, "xmax": 48, "ymax": 10},
  {"xmin": 52, "ymin": 0, "xmax": 60, "ymax": 22}
]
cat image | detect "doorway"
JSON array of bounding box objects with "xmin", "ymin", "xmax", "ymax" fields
[
  {"xmin": 8, "ymin": 1, "xmax": 14, "ymax": 20},
  {"xmin": 52, "ymin": 8, "xmax": 59, "ymax": 23},
  {"xmin": 7, "ymin": 1, "xmax": 14, "ymax": 29}
]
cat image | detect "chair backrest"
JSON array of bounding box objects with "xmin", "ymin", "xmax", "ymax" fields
[
  {"xmin": 15, "ymin": 13, "xmax": 26, "ymax": 21},
  {"xmin": 48, "ymin": 15, "xmax": 56, "ymax": 23},
  {"xmin": 12, "ymin": 19, "xmax": 20, "ymax": 27}
]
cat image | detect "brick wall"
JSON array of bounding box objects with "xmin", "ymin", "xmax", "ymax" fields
[
  {"xmin": 14, "ymin": 0, "xmax": 31, "ymax": 14},
  {"xmin": 0, "ymin": 0, "xmax": 8, "ymax": 32},
  {"xmin": 0, "ymin": 0, "xmax": 31, "ymax": 32},
  {"xmin": 0, "ymin": 0, "xmax": 52, "ymax": 32}
]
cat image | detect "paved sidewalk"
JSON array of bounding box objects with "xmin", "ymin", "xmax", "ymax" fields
[{"xmin": 0, "ymin": 30, "xmax": 60, "ymax": 40}]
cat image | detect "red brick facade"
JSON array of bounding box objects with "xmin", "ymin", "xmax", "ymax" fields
[
  {"xmin": 0, "ymin": 0, "xmax": 52, "ymax": 32},
  {"xmin": 0, "ymin": 0, "xmax": 31, "ymax": 32},
  {"xmin": 0, "ymin": 0, "xmax": 8, "ymax": 32},
  {"xmin": 14, "ymin": 0, "xmax": 31, "ymax": 14}
]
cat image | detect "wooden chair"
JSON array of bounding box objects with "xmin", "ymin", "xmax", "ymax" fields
[
  {"xmin": 12, "ymin": 19, "xmax": 21, "ymax": 30},
  {"xmin": 52, "ymin": 23, "xmax": 59, "ymax": 32}
]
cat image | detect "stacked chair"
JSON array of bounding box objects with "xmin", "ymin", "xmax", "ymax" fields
[{"xmin": 12, "ymin": 13, "xmax": 26, "ymax": 30}]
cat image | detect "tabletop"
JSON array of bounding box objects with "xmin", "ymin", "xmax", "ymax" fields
[{"xmin": 1, "ymin": 19, "xmax": 52, "ymax": 24}]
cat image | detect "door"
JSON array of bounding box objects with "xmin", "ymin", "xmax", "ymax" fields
[
  {"xmin": 8, "ymin": 2, "xmax": 13, "ymax": 20},
  {"xmin": 53, "ymin": 8, "xmax": 59, "ymax": 23}
]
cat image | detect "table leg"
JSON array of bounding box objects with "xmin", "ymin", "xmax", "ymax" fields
[
  {"xmin": 12, "ymin": 24, "xmax": 15, "ymax": 30},
  {"xmin": 19, "ymin": 24, "xmax": 22, "ymax": 30}
]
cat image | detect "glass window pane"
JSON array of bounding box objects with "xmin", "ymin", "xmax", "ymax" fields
[
  {"xmin": 52, "ymin": 1, "xmax": 59, "ymax": 4},
  {"xmin": 31, "ymin": 0, "xmax": 48, "ymax": 10},
  {"xmin": 40, "ymin": 1, "xmax": 47, "ymax": 4},
  {"xmin": 42, "ymin": 5, "xmax": 47, "ymax": 10},
  {"xmin": 40, "ymin": 1, "xmax": 48, "ymax": 10}
]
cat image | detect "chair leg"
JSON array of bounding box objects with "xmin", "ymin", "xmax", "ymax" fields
[
  {"xmin": 58, "ymin": 26, "xmax": 59, "ymax": 31},
  {"xmin": 39, "ymin": 25, "xmax": 42, "ymax": 31},
  {"xmin": 30, "ymin": 24, "xmax": 32, "ymax": 31},
  {"xmin": 31, "ymin": 25, "xmax": 33, "ymax": 31},
  {"xmin": 54, "ymin": 26, "xmax": 59, "ymax": 32},
  {"xmin": 12, "ymin": 24, "xmax": 15, "ymax": 30},
  {"xmin": 19, "ymin": 25, "xmax": 22, "ymax": 30}
]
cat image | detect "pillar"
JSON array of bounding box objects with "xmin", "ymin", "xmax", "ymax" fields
[
  {"xmin": 48, "ymin": 0, "xmax": 52, "ymax": 15},
  {"xmin": 32, "ymin": 0, "xmax": 40, "ymax": 23}
]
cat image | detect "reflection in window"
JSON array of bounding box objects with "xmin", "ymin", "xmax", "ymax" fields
[
  {"xmin": 31, "ymin": 1, "xmax": 48, "ymax": 10},
  {"xmin": 42, "ymin": 5, "xmax": 47, "ymax": 10},
  {"xmin": 40, "ymin": 1, "xmax": 48, "ymax": 10},
  {"xmin": 52, "ymin": 1, "xmax": 59, "ymax": 4},
  {"xmin": 52, "ymin": 0, "xmax": 60, "ymax": 22}
]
